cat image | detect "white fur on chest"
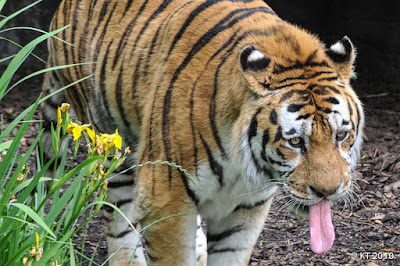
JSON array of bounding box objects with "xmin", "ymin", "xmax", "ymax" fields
[{"xmin": 191, "ymin": 158, "xmax": 278, "ymax": 221}]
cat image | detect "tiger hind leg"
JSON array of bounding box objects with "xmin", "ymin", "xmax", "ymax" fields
[{"xmin": 104, "ymin": 172, "xmax": 147, "ymax": 265}]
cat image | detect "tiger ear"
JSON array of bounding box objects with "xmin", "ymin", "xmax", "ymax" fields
[
  {"xmin": 326, "ymin": 36, "xmax": 356, "ymax": 81},
  {"xmin": 239, "ymin": 45, "xmax": 272, "ymax": 96}
]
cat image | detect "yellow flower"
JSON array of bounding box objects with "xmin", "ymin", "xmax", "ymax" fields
[
  {"xmin": 98, "ymin": 129, "xmax": 122, "ymax": 151},
  {"xmin": 22, "ymin": 257, "xmax": 28, "ymax": 265},
  {"xmin": 60, "ymin": 102, "xmax": 70, "ymax": 112},
  {"xmin": 35, "ymin": 232, "xmax": 39, "ymax": 250},
  {"xmin": 57, "ymin": 107, "xmax": 62, "ymax": 126},
  {"xmin": 67, "ymin": 122, "xmax": 91, "ymax": 141},
  {"xmin": 112, "ymin": 129, "xmax": 122, "ymax": 150},
  {"xmin": 86, "ymin": 128, "xmax": 96, "ymax": 144}
]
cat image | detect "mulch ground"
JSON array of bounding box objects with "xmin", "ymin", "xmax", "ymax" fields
[{"xmin": 1, "ymin": 67, "xmax": 399, "ymax": 265}]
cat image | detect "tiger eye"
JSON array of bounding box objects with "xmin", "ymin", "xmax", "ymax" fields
[
  {"xmin": 336, "ymin": 131, "xmax": 348, "ymax": 141},
  {"xmin": 288, "ymin": 137, "xmax": 304, "ymax": 148}
]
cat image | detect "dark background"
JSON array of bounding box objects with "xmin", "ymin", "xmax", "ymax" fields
[{"xmin": 1, "ymin": 0, "xmax": 399, "ymax": 90}]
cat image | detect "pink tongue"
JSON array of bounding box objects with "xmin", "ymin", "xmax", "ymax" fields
[{"xmin": 309, "ymin": 200, "xmax": 335, "ymax": 254}]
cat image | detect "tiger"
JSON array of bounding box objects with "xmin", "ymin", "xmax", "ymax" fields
[{"xmin": 41, "ymin": 0, "xmax": 364, "ymax": 265}]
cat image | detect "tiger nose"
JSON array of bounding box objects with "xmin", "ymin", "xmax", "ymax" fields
[{"xmin": 309, "ymin": 185, "xmax": 338, "ymax": 198}]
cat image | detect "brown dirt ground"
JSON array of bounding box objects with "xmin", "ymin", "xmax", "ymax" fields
[{"xmin": 1, "ymin": 67, "xmax": 399, "ymax": 265}]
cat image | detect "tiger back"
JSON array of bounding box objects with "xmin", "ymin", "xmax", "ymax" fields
[{"xmin": 41, "ymin": 0, "xmax": 364, "ymax": 265}]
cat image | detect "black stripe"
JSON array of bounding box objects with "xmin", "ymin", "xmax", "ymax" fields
[
  {"xmin": 94, "ymin": 1, "xmax": 118, "ymax": 65},
  {"xmin": 211, "ymin": 59, "xmax": 229, "ymax": 158},
  {"xmin": 122, "ymin": 0, "xmax": 134, "ymax": 18},
  {"xmin": 115, "ymin": 62, "xmax": 139, "ymax": 146},
  {"xmin": 305, "ymin": 49, "xmax": 318, "ymax": 63},
  {"xmin": 92, "ymin": 0, "xmax": 110, "ymax": 51},
  {"xmin": 167, "ymin": 0, "xmax": 222, "ymax": 57},
  {"xmin": 98, "ymin": 41, "xmax": 115, "ymax": 128},
  {"xmin": 265, "ymin": 155, "xmax": 289, "ymax": 167},
  {"xmin": 208, "ymin": 247, "xmax": 245, "ymax": 254},
  {"xmin": 179, "ymin": 171, "xmax": 199, "ymax": 205},
  {"xmin": 276, "ymin": 148, "xmax": 286, "ymax": 160},
  {"xmin": 112, "ymin": 0, "xmax": 149, "ymax": 68},
  {"xmin": 127, "ymin": 0, "xmax": 174, "ymax": 62},
  {"xmin": 285, "ymin": 128, "xmax": 297, "ymax": 135},
  {"xmin": 273, "ymin": 60, "xmax": 330, "ymax": 75},
  {"xmin": 207, "ymin": 225, "xmax": 243, "ymax": 242},
  {"xmin": 269, "ymin": 109, "xmax": 278, "ymax": 125},
  {"xmin": 325, "ymin": 85, "xmax": 341, "ymax": 94},
  {"xmin": 107, "ymin": 179, "xmax": 135, "ymax": 188},
  {"xmin": 296, "ymin": 113, "xmax": 312, "ymax": 120},
  {"xmin": 287, "ymin": 103, "xmax": 306, "ymax": 113},
  {"xmin": 277, "ymin": 74, "xmax": 306, "ymax": 84},
  {"xmin": 103, "ymin": 198, "xmax": 133, "ymax": 213},
  {"xmin": 248, "ymin": 111, "xmax": 271, "ymax": 175},
  {"xmin": 274, "ymin": 126, "xmax": 282, "ymax": 142},
  {"xmin": 347, "ymin": 99, "xmax": 353, "ymax": 116},
  {"xmin": 199, "ymin": 134, "xmax": 224, "ymax": 187},
  {"xmin": 324, "ymin": 97, "xmax": 339, "ymax": 105},
  {"xmin": 318, "ymin": 76, "xmax": 338, "ymax": 82},
  {"xmin": 107, "ymin": 228, "xmax": 132, "ymax": 238},
  {"xmin": 147, "ymin": 251, "xmax": 159, "ymax": 262},
  {"xmin": 234, "ymin": 197, "xmax": 272, "ymax": 211},
  {"xmin": 321, "ymin": 108, "xmax": 332, "ymax": 114},
  {"xmin": 70, "ymin": 0, "xmax": 81, "ymax": 62},
  {"xmin": 273, "ymin": 81, "xmax": 307, "ymax": 90},
  {"xmin": 261, "ymin": 129, "xmax": 270, "ymax": 151},
  {"xmin": 309, "ymin": 71, "xmax": 334, "ymax": 79},
  {"xmin": 248, "ymin": 108, "xmax": 262, "ymax": 142}
]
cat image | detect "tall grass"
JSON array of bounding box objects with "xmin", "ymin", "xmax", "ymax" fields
[{"xmin": 0, "ymin": 1, "xmax": 126, "ymax": 265}]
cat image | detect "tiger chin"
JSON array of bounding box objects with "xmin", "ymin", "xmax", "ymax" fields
[{"xmin": 41, "ymin": 0, "xmax": 364, "ymax": 265}]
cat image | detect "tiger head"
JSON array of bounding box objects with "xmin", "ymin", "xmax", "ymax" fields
[{"xmin": 233, "ymin": 26, "xmax": 364, "ymax": 253}]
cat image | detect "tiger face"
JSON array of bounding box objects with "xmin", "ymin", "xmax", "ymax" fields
[{"xmin": 234, "ymin": 34, "xmax": 363, "ymax": 215}]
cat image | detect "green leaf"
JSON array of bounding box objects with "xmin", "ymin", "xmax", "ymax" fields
[
  {"xmin": 9, "ymin": 203, "xmax": 56, "ymax": 239},
  {"xmin": 0, "ymin": 139, "xmax": 12, "ymax": 152}
]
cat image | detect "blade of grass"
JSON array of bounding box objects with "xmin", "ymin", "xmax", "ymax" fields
[
  {"xmin": 0, "ymin": 0, "xmax": 42, "ymax": 29},
  {"xmin": 0, "ymin": 36, "xmax": 44, "ymax": 63},
  {"xmin": 0, "ymin": 0, "xmax": 6, "ymax": 13},
  {"xmin": 9, "ymin": 203, "xmax": 56, "ymax": 239},
  {"xmin": 4, "ymin": 63, "xmax": 92, "ymax": 99},
  {"xmin": 69, "ymin": 239, "xmax": 76, "ymax": 266},
  {"xmin": 0, "ymin": 25, "xmax": 69, "ymax": 99},
  {"xmin": 0, "ymin": 53, "xmax": 15, "ymax": 64},
  {"xmin": 0, "ymin": 139, "xmax": 12, "ymax": 152}
]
